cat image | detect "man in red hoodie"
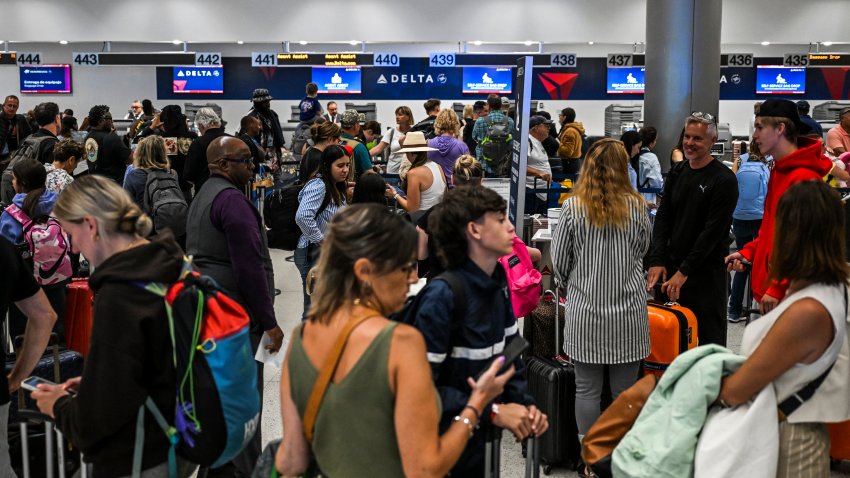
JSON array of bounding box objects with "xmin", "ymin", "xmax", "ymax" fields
[{"xmin": 726, "ymin": 99, "xmax": 850, "ymax": 313}]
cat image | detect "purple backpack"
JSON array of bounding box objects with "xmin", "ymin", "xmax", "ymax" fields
[{"xmin": 4, "ymin": 204, "xmax": 72, "ymax": 285}]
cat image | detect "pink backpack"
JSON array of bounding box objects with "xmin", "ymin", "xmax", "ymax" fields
[
  {"xmin": 499, "ymin": 235, "xmax": 542, "ymax": 318},
  {"xmin": 4, "ymin": 204, "xmax": 72, "ymax": 286}
]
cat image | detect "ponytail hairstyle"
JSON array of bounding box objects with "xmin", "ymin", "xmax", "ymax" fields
[
  {"xmin": 11, "ymin": 159, "xmax": 47, "ymax": 218},
  {"xmin": 53, "ymin": 175, "xmax": 153, "ymax": 239},
  {"xmin": 310, "ymin": 121, "xmax": 342, "ymax": 145}
]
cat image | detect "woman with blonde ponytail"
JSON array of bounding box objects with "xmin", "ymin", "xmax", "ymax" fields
[
  {"xmin": 550, "ymin": 138, "xmax": 651, "ymax": 475},
  {"xmin": 32, "ymin": 174, "xmax": 195, "ymax": 477}
]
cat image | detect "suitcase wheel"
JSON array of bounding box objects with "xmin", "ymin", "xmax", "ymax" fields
[{"xmin": 543, "ymin": 464, "xmax": 553, "ymax": 475}]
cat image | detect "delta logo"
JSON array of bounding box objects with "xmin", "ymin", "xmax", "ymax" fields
[
  {"xmin": 176, "ymin": 69, "xmax": 218, "ymax": 77},
  {"xmin": 537, "ymin": 72, "xmax": 579, "ymax": 100}
]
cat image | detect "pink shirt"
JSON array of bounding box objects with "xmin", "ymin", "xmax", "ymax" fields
[{"xmin": 826, "ymin": 125, "xmax": 850, "ymax": 155}]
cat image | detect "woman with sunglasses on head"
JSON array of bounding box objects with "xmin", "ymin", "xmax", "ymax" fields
[
  {"xmin": 384, "ymin": 131, "xmax": 446, "ymax": 213},
  {"xmin": 276, "ymin": 204, "xmax": 513, "ymax": 477},
  {"xmin": 294, "ymin": 144, "xmax": 351, "ymax": 320}
]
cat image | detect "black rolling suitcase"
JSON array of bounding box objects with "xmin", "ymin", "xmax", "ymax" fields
[
  {"xmin": 484, "ymin": 428, "xmax": 541, "ymax": 478},
  {"xmin": 524, "ymin": 287, "xmax": 581, "ymax": 474}
]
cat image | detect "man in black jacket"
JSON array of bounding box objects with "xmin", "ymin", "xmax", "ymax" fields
[
  {"xmin": 184, "ymin": 107, "xmax": 227, "ymax": 193},
  {"xmin": 0, "ymin": 95, "xmax": 32, "ymax": 171},
  {"xmin": 646, "ymin": 113, "xmax": 738, "ymax": 347},
  {"xmin": 248, "ymin": 89, "xmax": 285, "ymax": 170},
  {"xmin": 85, "ymin": 105, "xmax": 132, "ymax": 184},
  {"xmin": 410, "ymin": 98, "xmax": 441, "ymax": 139}
]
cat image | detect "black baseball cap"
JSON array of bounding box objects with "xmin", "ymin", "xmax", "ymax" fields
[
  {"xmin": 529, "ymin": 115, "xmax": 554, "ymax": 128},
  {"xmin": 755, "ymin": 99, "xmax": 810, "ymax": 135}
]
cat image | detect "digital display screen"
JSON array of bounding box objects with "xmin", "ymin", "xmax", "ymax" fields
[
  {"xmin": 756, "ymin": 66, "xmax": 806, "ymax": 94},
  {"xmin": 19, "ymin": 65, "xmax": 72, "ymax": 94},
  {"xmin": 607, "ymin": 67, "xmax": 645, "ymax": 94},
  {"xmin": 462, "ymin": 67, "xmax": 513, "ymax": 94},
  {"xmin": 172, "ymin": 66, "xmax": 224, "ymax": 94},
  {"xmin": 312, "ymin": 67, "xmax": 362, "ymax": 94}
]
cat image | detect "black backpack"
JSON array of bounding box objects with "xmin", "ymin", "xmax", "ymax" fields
[
  {"xmin": 390, "ymin": 271, "xmax": 465, "ymax": 325},
  {"xmin": 143, "ymin": 169, "xmax": 189, "ymax": 238},
  {"xmin": 289, "ymin": 122, "xmax": 312, "ymax": 162},
  {"xmin": 480, "ymin": 118, "xmax": 513, "ymax": 177},
  {"xmin": 1, "ymin": 135, "xmax": 56, "ymax": 205},
  {"xmin": 264, "ymin": 180, "xmax": 330, "ymax": 250},
  {"xmin": 566, "ymin": 125, "xmax": 590, "ymax": 159}
]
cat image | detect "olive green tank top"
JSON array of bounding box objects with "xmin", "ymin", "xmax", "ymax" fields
[{"xmin": 289, "ymin": 321, "xmax": 404, "ymax": 477}]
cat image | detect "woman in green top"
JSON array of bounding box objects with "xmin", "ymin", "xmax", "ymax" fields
[{"xmin": 276, "ymin": 203, "xmax": 513, "ymax": 477}]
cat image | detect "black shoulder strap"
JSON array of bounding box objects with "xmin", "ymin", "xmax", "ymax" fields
[
  {"xmin": 315, "ymin": 188, "xmax": 331, "ymax": 219},
  {"xmin": 778, "ymin": 287, "xmax": 848, "ymax": 418},
  {"xmin": 435, "ymin": 270, "xmax": 466, "ymax": 327}
]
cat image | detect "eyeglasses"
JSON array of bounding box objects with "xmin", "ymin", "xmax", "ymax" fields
[
  {"xmin": 222, "ymin": 157, "xmax": 253, "ymax": 166},
  {"xmin": 399, "ymin": 260, "xmax": 418, "ymax": 275},
  {"xmin": 690, "ymin": 111, "xmax": 717, "ymax": 124},
  {"xmin": 132, "ymin": 105, "xmax": 142, "ymax": 110}
]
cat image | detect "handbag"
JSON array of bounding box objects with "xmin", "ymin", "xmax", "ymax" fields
[{"xmin": 581, "ymin": 374, "xmax": 658, "ymax": 478}]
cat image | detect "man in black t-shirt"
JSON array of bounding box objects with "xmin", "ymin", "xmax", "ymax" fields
[
  {"xmin": 0, "ymin": 239, "xmax": 58, "ymax": 471},
  {"xmin": 646, "ymin": 113, "xmax": 738, "ymax": 347},
  {"xmin": 85, "ymin": 105, "xmax": 132, "ymax": 184}
]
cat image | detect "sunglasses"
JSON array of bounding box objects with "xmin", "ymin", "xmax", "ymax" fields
[{"xmin": 690, "ymin": 111, "xmax": 717, "ymax": 125}]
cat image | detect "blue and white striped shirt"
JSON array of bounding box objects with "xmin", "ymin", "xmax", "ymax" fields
[{"xmin": 295, "ymin": 178, "xmax": 345, "ymax": 249}]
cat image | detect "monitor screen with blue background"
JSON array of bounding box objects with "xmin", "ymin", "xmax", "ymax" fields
[
  {"xmin": 20, "ymin": 65, "xmax": 72, "ymax": 94},
  {"xmin": 607, "ymin": 67, "xmax": 645, "ymax": 94},
  {"xmin": 756, "ymin": 66, "xmax": 806, "ymax": 94},
  {"xmin": 462, "ymin": 67, "xmax": 513, "ymax": 94},
  {"xmin": 312, "ymin": 67, "xmax": 362, "ymax": 94},
  {"xmin": 172, "ymin": 66, "xmax": 224, "ymax": 94}
]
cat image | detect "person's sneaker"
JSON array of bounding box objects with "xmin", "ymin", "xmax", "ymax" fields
[{"xmin": 727, "ymin": 313, "xmax": 746, "ymax": 323}]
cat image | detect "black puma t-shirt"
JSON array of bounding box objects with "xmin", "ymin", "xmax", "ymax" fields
[{"xmin": 0, "ymin": 238, "xmax": 40, "ymax": 405}]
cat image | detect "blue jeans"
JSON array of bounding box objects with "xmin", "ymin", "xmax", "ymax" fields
[
  {"xmin": 728, "ymin": 218, "xmax": 761, "ymax": 317},
  {"xmin": 293, "ymin": 247, "xmax": 315, "ymax": 321}
]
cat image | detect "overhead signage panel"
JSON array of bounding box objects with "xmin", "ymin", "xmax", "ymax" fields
[{"xmin": 275, "ymin": 53, "xmax": 373, "ymax": 67}]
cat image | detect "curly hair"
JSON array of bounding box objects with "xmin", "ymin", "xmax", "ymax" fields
[
  {"xmin": 434, "ymin": 109, "xmax": 461, "ymax": 136},
  {"xmin": 53, "ymin": 139, "xmax": 85, "ymax": 164},
  {"xmin": 572, "ymin": 138, "xmax": 644, "ymax": 229},
  {"xmin": 87, "ymin": 105, "xmax": 110, "ymax": 128}
]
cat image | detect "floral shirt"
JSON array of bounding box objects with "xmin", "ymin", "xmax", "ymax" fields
[{"xmin": 44, "ymin": 164, "xmax": 74, "ymax": 194}]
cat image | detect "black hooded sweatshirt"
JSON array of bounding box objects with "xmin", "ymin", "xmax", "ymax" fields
[{"xmin": 53, "ymin": 232, "xmax": 183, "ymax": 477}]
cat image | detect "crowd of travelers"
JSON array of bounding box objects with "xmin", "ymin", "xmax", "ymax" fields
[{"xmin": 1, "ymin": 85, "xmax": 850, "ymax": 478}]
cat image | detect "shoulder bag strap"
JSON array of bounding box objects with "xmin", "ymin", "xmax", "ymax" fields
[
  {"xmin": 4, "ymin": 203, "xmax": 32, "ymax": 228},
  {"xmin": 778, "ymin": 287, "xmax": 848, "ymax": 418},
  {"xmin": 302, "ymin": 308, "xmax": 382, "ymax": 443}
]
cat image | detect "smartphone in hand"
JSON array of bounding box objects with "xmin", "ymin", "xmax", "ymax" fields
[
  {"xmin": 475, "ymin": 336, "xmax": 530, "ymax": 380},
  {"xmin": 20, "ymin": 376, "xmax": 56, "ymax": 393}
]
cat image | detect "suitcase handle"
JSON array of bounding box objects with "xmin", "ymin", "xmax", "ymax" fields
[{"xmin": 18, "ymin": 409, "xmax": 55, "ymax": 424}]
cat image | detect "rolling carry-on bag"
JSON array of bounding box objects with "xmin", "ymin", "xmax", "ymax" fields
[
  {"xmin": 524, "ymin": 287, "xmax": 581, "ymax": 474},
  {"xmin": 484, "ymin": 428, "xmax": 541, "ymax": 478},
  {"xmin": 644, "ymin": 301, "xmax": 698, "ymax": 378},
  {"xmin": 524, "ymin": 290, "xmax": 565, "ymax": 360},
  {"xmin": 5, "ymin": 333, "xmax": 84, "ymax": 425},
  {"xmin": 828, "ymin": 420, "xmax": 850, "ymax": 463},
  {"xmin": 64, "ymin": 278, "xmax": 93, "ymax": 357}
]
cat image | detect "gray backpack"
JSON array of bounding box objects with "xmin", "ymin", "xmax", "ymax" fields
[
  {"xmin": 1, "ymin": 135, "xmax": 56, "ymax": 205},
  {"xmin": 289, "ymin": 121, "xmax": 312, "ymax": 162},
  {"xmin": 143, "ymin": 169, "xmax": 188, "ymax": 238}
]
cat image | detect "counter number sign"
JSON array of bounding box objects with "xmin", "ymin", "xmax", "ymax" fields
[
  {"xmin": 251, "ymin": 52, "xmax": 276, "ymax": 67},
  {"xmin": 73, "ymin": 52, "xmax": 99, "ymax": 66},
  {"xmin": 16, "ymin": 52, "xmax": 42, "ymax": 65},
  {"xmin": 726, "ymin": 53, "xmax": 753, "ymax": 66},
  {"xmin": 607, "ymin": 54, "xmax": 633, "ymax": 67},
  {"xmin": 550, "ymin": 53, "xmax": 577, "ymax": 67},
  {"xmin": 783, "ymin": 53, "xmax": 809, "ymax": 67},
  {"xmin": 195, "ymin": 52, "xmax": 221, "ymax": 66},
  {"xmin": 430, "ymin": 53, "xmax": 455, "ymax": 67},
  {"xmin": 373, "ymin": 53, "xmax": 399, "ymax": 67}
]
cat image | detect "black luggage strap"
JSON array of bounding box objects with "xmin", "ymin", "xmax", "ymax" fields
[{"xmin": 777, "ymin": 286, "xmax": 848, "ymax": 418}]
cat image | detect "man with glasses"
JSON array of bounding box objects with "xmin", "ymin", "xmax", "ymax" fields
[
  {"xmin": 124, "ymin": 100, "xmax": 143, "ymax": 121},
  {"xmin": 646, "ymin": 112, "xmax": 738, "ymax": 347},
  {"xmin": 0, "ymin": 95, "xmax": 32, "ymax": 172},
  {"xmin": 557, "ymin": 107, "xmax": 586, "ymax": 174},
  {"xmin": 185, "ymin": 136, "xmax": 284, "ymax": 477}
]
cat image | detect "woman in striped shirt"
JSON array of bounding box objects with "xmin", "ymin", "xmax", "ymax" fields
[
  {"xmin": 294, "ymin": 144, "xmax": 351, "ymax": 319},
  {"xmin": 551, "ymin": 138, "xmax": 651, "ymax": 454}
]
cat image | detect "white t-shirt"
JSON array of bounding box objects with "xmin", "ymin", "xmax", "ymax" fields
[
  {"xmin": 381, "ymin": 127, "xmax": 405, "ymax": 174},
  {"xmin": 527, "ymin": 136, "xmax": 552, "ymax": 200}
]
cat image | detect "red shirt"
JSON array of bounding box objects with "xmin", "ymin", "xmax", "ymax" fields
[{"xmin": 739, "ymin": 137, "xmax": 833, "ymax": 302}]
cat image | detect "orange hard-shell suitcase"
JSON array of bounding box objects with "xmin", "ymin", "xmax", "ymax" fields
[
  {"xmin": 828, "ymin": 420, "xmax": 850, "ymax": 462},
  {"xmin": 644, "ymin": 301, "xmax": 698, "ymax": 378},
  {"xmin": 64, "ymin": 278, "xmax": 94, "ymax": 357}
]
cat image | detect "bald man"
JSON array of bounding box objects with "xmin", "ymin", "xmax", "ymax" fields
[{"xmin": 185, "ymin": 136, "xmax": 283, "ymax": 476}]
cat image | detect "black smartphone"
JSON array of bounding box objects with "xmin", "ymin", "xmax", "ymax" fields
[{"xmin": 475, "ymin": 336, "xmax": 530, "ymax": 380}]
